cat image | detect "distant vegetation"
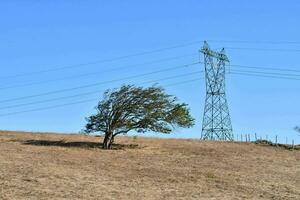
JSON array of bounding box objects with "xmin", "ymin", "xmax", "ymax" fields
[{"xmin": 84, "ymin": 85, "xmax": 194, "ymax": 149}]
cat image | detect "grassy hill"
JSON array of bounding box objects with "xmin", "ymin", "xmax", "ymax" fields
[{"xmin": 0, "ymin": 131, "xmax": 299, "ymax": 200}]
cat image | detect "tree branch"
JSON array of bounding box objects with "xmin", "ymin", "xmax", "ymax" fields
[{"xmin": 113, "ymin": 130, "xmax": 130, "ymax": 137}]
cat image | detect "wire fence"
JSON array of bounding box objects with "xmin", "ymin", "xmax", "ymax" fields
[
  {"xmin": 200, "ymin": 133, "xmax": 298, "ymax": 150},
  {"xmin": 233, "ymin": 133, "xmax": 298, "ymax": 149}
]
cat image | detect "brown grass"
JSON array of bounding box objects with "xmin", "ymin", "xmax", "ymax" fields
[{"xmin": 0, "ymin": 131, "xmax": 299, "ymax": 200}]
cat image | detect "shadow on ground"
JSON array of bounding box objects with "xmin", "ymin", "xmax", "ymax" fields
[{"xmin": 21, "ymin": 139, "xmax": 139, "ymax": 150}]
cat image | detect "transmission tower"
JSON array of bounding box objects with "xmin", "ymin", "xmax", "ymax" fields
[{"xmin": 200, "ymin": 41, "xmax": 233, "ymax": 141}]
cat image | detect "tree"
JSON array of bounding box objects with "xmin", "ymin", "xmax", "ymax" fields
[
  {"xmin": 295, "ymin": 127, "xmax": 300, "ymax": 134},
  {"xmin": 84, "ymin": 85, "xmax": 194, "ymax": 149}
]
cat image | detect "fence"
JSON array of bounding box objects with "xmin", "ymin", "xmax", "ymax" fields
[{"xmin": 233, "ymin": 133, "xmax": 297, "ymax": 149}]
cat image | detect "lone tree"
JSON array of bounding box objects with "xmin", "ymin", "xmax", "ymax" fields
[{"xmin": 84, "ymin": 85, "xmax": 194, "ymax": 149}]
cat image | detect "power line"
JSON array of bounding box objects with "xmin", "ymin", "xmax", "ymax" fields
[
  {"xmin": 229, "ymin": 71, "xmax": 300, "ymax": 81},
  {"xmin": 0, "ymin": 62, "xmax": 200, "ymax": 103},
  {"xmin": 224, "ymin": 46, "xmax": 300, "ymax": 53},
  {"xmin": 229, "ymin": 69, "xmax": 300, "ymax": 78},
  {"xmin": 2, "ymin": 38, "xmax": 300, "ymax": 81},
  {"xmin": 0, "ymin": 41, "xmax": 203, "ymax": 79},
  {"xmin": 0, "ymin": 98, "xmax": 99, "ymax": 117},
  {"xmin": 207, "ymin": 40, "xmax": 300, "ymax": 45},
  {"xmin": 0, "ymin": 70, "xmax": 203, "ymax": 110},
  {"xmin": 230, "ymin": 63, "xmax": 300, "ymax": 73},
  {"xmin": 0, "ymin": 54, "xmax": 198, "ymax": 90},
  {"xmin": 2, "ymin": 60, "xmax": 298, "ymax": 106},
  {"xmin": 163, "ymin": 78, "xmax": 202, "ymax": 87},
  {"xmin": 0, "ymin": 74, "xmax": 298, "ymax": 120},
  {"xmin": 0, "ymin": 78, "xmax": 202, "ymax": 117},
  {"xmin": 2, "ymin": 59, "xmax": 299, "ymax": 91}
]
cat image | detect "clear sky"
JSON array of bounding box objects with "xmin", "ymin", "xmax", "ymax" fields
[{"xmin": 0, "ymin": 0, "xmax": 299, "ymax": 144}]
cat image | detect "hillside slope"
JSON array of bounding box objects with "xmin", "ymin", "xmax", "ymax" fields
[{"xmin": 0, "ymin": 131, "xmax": 299, "ymax": 200}]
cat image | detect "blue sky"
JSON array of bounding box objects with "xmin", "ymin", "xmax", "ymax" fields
[{"xmin": 0, "ymin": 1, "xmax": 299, "ymax": 144}]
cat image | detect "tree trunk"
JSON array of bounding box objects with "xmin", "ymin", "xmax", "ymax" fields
[{"xmin": 102, "ymin": 131, "xmax": 114, "ymax": 149}]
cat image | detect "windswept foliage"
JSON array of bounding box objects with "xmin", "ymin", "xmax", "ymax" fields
[{"xmin": 85, "ymin": 85, "xmax": 194, "ymax": 149}]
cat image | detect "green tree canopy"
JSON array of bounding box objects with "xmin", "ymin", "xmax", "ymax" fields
[{"xmin": 85, "ymin": 85, "xmax": 194, "ymax": 149}]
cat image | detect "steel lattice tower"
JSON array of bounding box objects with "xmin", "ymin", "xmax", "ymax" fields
[{"xmin": 201, "ymin": 41, "xmax": 233, "ymax": 140}]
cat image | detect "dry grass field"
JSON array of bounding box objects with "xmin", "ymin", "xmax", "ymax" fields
[{"xmin": 0, "ymin": 131, "xmax": 299, "ymax": 200}]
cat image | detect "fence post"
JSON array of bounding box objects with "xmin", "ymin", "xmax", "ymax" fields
[
  {"xmin": 292, "ymin": 140, "xmax": 294, "ymax": 150},
  {"xmin": 248, "ymin": 134, "xmax": 251, "ymax": 142},
  {"xmin": 286, "ymin": 137, "xmax": 288, "ymax": 145},
  {"xmin": 275, "ymin": 135, "xmax": 278, "ymax": 145},
  {"xmin": 255, "ymin": 133, "xmax": 257, "ymax": 140}
]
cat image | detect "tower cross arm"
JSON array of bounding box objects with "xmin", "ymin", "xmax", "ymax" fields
[{"xmin": 200, "ymin": 41, "xmax": 229, "ymax": 62}]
